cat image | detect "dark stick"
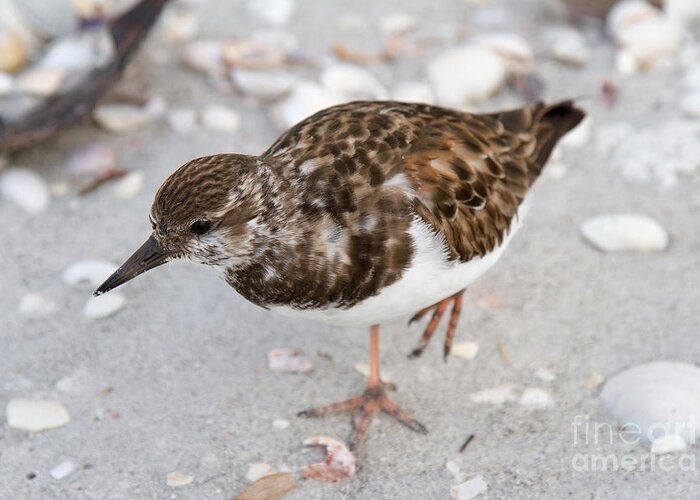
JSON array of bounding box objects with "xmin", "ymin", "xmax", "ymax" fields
[{"xmin": 459, "ymin": 433, "xmax": 475, "ymax": 453}]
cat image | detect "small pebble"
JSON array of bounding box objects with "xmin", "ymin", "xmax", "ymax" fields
[
  {"xmin": 586, "ymin": 371, "xmax": 605, "ymax": 388},
  {"xmin": 49, "ymin": 461, "xmax": 76, "ymax": 480},
  {"xmin": 201, "ymin": 105, "xmax": 241, "ymax": 132},
  {"xmin": 519, "ymin": 388, "xmax": 554, "ymax": 409},
  {"xmin": 303, "ymin": 436, "xmax": 356, "ymax": 482},
  {"xmin": 445, "ymin": 460, "xmax": 463, "ymax": 481},
  {"xmin": 469, "ymin": 386, "xmax": 514, "ymax": 405},
  {"xmin": 62, "ymin": 260, "xmax": 117, "ymax": 290},
  {"xmin": 83, "ymin": 293, "xmax": 126, "ymax": 319},
  {"xmin": 451, "ymin": 341, "xmax": 479, "ymax": 360},
  {"xmin": 246, "ymin": 463, "xmax": 273, "ymax": 482},
  {"xmin": 166, "ymin": 471, "xmax": 194, "ymax": 487},
  {"xmin": 6, "ymin": 399, "xmax": 71, "ymax": 432},
  {"xmin": 451, "ymin": 475, "xmax": 488, "ymax": 499},
  {"xmin": 19, "ymin": 293, "xmax": 57, "ymax": 317},
  {"xmin": 580, "ymin": 214, "xmax": 669, "ymax": 253},
  {"xmin": 0, "ymin": 168, "xmax": 50, "ymax": 214},
  {"xmin": 268, "ymin": 348, "xmax": 314, "ymax": 373},
  {"xmin": 273, "ymin": 418, "xmax": 290, "ymax": 430},
  {"xmin": 112, "ymin": 171, "xmax": 144, "ymax": 199}
]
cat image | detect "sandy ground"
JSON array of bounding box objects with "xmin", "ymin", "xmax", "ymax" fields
[{"xmin": 2, "ymin": 0, "xmax": 700, "ymax": 498}]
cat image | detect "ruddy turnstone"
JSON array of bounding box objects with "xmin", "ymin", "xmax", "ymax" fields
[{"xmin": 96, "ymin": 99, "xmax": 585, "ymax": 449}]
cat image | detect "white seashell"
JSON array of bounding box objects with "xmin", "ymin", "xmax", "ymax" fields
[
  {"xmin": 181, "ymin": 40, "xmax": 225, "ymax": 74},
  {"xmin": 94, "ymin": 98, "xmax": 164, "ymax": 133},
  {"xmin": 452, "ymin": 341, "xmax": 479, "ymax": 360},
  {"xmin": 222, "ymin": 39, "xmax": 285, "ymax": 70},
  {"xmin": 267, "ymin": 348, "xmax": 313, "ymax": 373},
  {"xmin": 247, "ymin": 0, "xmax": 296, "ymax": 26},
  {"xmin": 615, "ymin": 49, "xmax": 639, "ymax": 74},
  {"xmin": 451, "ymin": 475, "xmax": 488, "ymax": 500},
  {"xmin": 580, "ymin": 214, "xmax": 668, "ymax": 253},
  {"xmin": 535, "ymin": 368, "xmax": 556, "ymax": 382},
  {"xmin": 231, "ymin": 69, "xmax": 296, "ymax": 100},
  {"xmin": 16, "ymin": 67, "xmax": 67, "ymax": 96},
  {"xmin": 651, "ymin": 434, "xmax": 687, "ymax": 454},
  {"xmin": 112, "ymin": 171, "xmax": 144, "ymax": 199},
  {"xmin": 392, "ymin": 81, "xmax": 434, "ymax": 103},
  {"xmin": 6, "ymin": 399, "xmax": 71, "ymax": 432},
  {"xmin": 607, "ymin": 0, "xmax": 658, "ymax": 39},
  {"xmin": 427, "ymin": 44, "xmax": 507, "ymax": 105},
  {"xmin": 167, "ymin": 108, "xmax": 197, "ymax": 134},
  {"xmin": 560, "ymin": 115, "xmax": 592, "ymax": 149},
  {"xmin": 163, "ymin": 9, "xmax": 200, "ymax": 43},
  {"xmin": 273, "ymin": 418, "xmax": 290, "ymax": 429},
  {"xmin": 166, "ymin": 471, "xmax": 193, "ymax": 487},
  {"xmin": 38, "ymin": 32, "xmax": 113, "ymax": 72},
  {"xmin": 519, "ymin": 388, "xmax": 554, "ymax": 409},
  {"xmin": 19, "ymin": 293, "xmax": 57, "ymax": 317},
  {"xmin": 0, "ymin": 72, "xmax": 14, "ymax": 94},
  {"xmin": 475, "ymin": 32, "xmax": 534, "ymax": 73},
  {"xmin": 445, "ymin": 460, "xmax": 463, "ymax": 481},
  {"xmin": 379, "ymin": 12, "xmax": 418, "ymax": 36},
  {"xmin": 544, "ymin": 27, "xmax": 590, "ymax": 66},
  {"xmin": 0, "ymin": 168, "xmax": 50, "ymax": 214},
  {"xmin": 246, "ymin": 462, "xmax": 274, "ymax": 482},
  {"xmin": 600, "ymin": 362, "xmax": 700, "ymax": 447},
  {"xmin": 83, "ymin": 293, "xmax": 125, "ymax": 319},
  {"xmin": 303, "ymin": 436, "xmax": 356, "ymax": 482},
  {"xmin": 50, "ymin": 461, "xmax": 77, "ymax": 480},
  {"xmin": 681, "ymin": 92, "xmax": 700, "ymax": 119},
  {"xmin": 62, "ymin": 260, "xmax": 117, "ymax": 289},
  {"xmin": 321, "ymin": 64, "xmax": 387, "ymax": 101},
  {"xmin": 276, "ymin": 81, "xmax": 342, "ymax": 128},
  {"xmin": 0, "ymin": 29, "xmax": 27, "ymax": 73},
  {"xmin": 66, "ymin": 143, "xmax": 116, "ymax": 175},
  {"xmin": 200, "ymin": 105, "xmax": 240, "ymax": 132},
  {"xmin": 469, "ymin": 385, "xmax": 514, "ymax": 404}
]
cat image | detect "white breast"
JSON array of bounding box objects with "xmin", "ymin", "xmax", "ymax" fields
[{"xmin": 270, "ymin": 206, "xmax": 528, "ymax": 327}]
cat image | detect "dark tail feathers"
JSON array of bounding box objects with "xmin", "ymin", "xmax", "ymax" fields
[{"xmin": 534, "ymin": 100, "xmax": 586, "ymax": 165}]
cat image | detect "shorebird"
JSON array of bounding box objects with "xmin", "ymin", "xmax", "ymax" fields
[{"xmin": 96, "ymin": 100, "xmax": 585, "ymax": 449}]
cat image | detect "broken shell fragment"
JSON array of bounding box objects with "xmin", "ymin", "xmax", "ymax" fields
[
  {"xmin": 19, "ymin": 293, "xmax": 57, "ymax": 317},
  {"xmin": 6, "ymin": 399, "xmax": 71, "ymax": 432},
  {"xmin": 0, "ymin": 168, "xmax": 50, "ymax": 214},
  {"xmin": 451, "ymin": 475, "xmax": 488, "ymax": 499},
  {"xmin": 231, "ymin": 69, "xmax": 296, "ymax": 100},
  {"xmin": 62, "ymin": 260, "xmax": 117, "ymax": 289},
  {"xmin": 222, "ymin": 40, "xmax": 285, "ymax": 70},
  {"xmin": 321, "ymin": 64, "xmax": 387, "ymax": 101},
  {"xmin": 166, "ymin": 471, "xmax": 193, "ymax": 487},
  {"xmin": 16, "ymin": 67, "xmax": 67, "ymax": 96},
  {"xmin": 181, "ymin": 40, "xmax": 225, "ymax": 74},
  {"xmin": 94, "ymin": 98, "xmax": 165, "ymax": 133},
  {"xmin": 302, "ymin": 436, "xmax": 356, "ymax": 482},
  {"xmin": 276, "ymin": 81, "xmax": 342, "ymax": 128},
  {"xmin": 268, "ymin": 348, "xmax": 313, "ymax": 373},
  {"xmin": 246, "ymin": 463, "xmax": 273, "ymax": 482},
  {"xmin": 580, "ymin": 214, "xmax": 668, "ymax": 252},
  {"xmin": 235, "ymin": 472, "xmax": 297, "ymax": 500},
  {"xmin": 379, "ymin": 12, "xmax": 418, "ymax": 36},
  {"xmin": 50, "ymin": 461, "xmax": 77, "ymax": 480},
  {"xmin": 201, "ymin": 105, "xmax": 241, "ymax": 132},
  {"xmin": 112, "ymin": 171, "xmax": 144, "ymax": 199},
  {"xmin": 83, "ymin": 293, "xmax": 126, "ymax": 319}
]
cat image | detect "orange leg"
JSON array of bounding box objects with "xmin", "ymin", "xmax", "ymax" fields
[
  {"xmin": 409, "ymin": 290, "xmax": 465, "ymax": 360},
  {"xmin": 298, "ymin": 325, "xmax": 427, "ymax": 450}
]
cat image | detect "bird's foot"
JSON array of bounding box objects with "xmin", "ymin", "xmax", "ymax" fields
[
  {"xmin": 408, "ymin": 290, "xmax": 465, "ymax": 360},
  {"xmin": 298, "ymin": 384, "xmax": 427, "ymax": 450}
]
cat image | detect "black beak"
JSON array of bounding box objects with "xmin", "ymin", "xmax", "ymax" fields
[{"xmin": 94, "ymin": 234, "xmax": 170, "ymax": 296}]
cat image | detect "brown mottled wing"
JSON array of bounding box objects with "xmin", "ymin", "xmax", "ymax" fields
[{"xmin": 264, "ymin": 100, "xmax": 584, "ymax": 263}]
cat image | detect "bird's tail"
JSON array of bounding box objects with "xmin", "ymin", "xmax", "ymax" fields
[{"xmin": 532, "ymin": 100, "xmax": 586, "ymax": 166}]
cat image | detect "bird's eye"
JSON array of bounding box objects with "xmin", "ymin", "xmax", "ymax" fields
[{"xmin": 191, "ymin": 219, "xmax": 211, "ymax": 235}]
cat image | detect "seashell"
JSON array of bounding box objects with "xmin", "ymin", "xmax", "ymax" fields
[
  {"xmin": 0, "ymin": 29, "xmax": 27, "ymax": 73},
  {"xmin": 0, "ymin": 168, "xmax": 50, "ymax": 214},
  {"xmin": 200, "ymin": 105, "xmax": 241, "ymax": 132},
  {"xmin": 276, "ymin": 81, "xmax": 342, "ymax": 128},
  {"xmin": 66, "ymin": 143, "xmax": 116, "ymax": 175},
  {"xmin": 62, "ymin": 259, "xmax": 117, "ymax": 289},
  {"xmin": 600, "ymin": 362, "xmax": 700, "ymax": 448},
  {"xmin": 94, "ymin": 97, "xmax": 165, "ymax": 133},
  {"xmin": 222, "ymin": 40, "xmax": 285, "ymax": 70},
  {"xmin": 469, "ymin": 385, "xmax": 514, "ymax": 404},
  {"xmin": 163, "ymin": 8, "xmax": 200, "ymax": 43},
  {"xmin": 475, "ymin": 32, "xmax": 534, "ymax": 74},
  {"xmin": 19, "ymin": 293, "xmax": 57, "ymax": 317},
  {"xmin": 245, "ymin": 463, "xmax": 273, "ymax": 482},
  {"xmin": 451, "ymin": 475, "xmax": 488, "ymax": 500},
  {"xmin": 181, "ymin": 40, "xmax": 225, "ymax": 74},
  {"xmin": 38, "ymin": 32, "xmax": 113, "ymax": 72},
  {"xmin": 235, "ymin": 472, "xmax": 297, "ymax": 500},
  {"xmin": 320, "ymin": 64, "xmax": 388, "ymax": 101},
  {"xmin": 302, "ymin": 436, "xmax": 356, "ymax": 482},
  {"xmin": 167, "ymin": 107, "xmax": 197, "ymax": 134},
  {"xmin": 445, "ymin": 460, "xmax": 463, "ymax": 481},
  {"xmin": 379, "ymin": 12, "xmax": 418, "ymax": 36},
  {"xmin": 231, "ymin": 69, "xmax": 296, "ymax": 100},
  {"xmin": 650, "ymin": 434, "xmax": 687, "ymax": 454},
  {"xmin": 451, "ymin": 341, "xmax": 479, "ymax": 360},
  {"xmin": 112, "ymin": 170, "xmax": 144, "ymax": 199},
  {"xmin": 50, "ymin": 461, "xmax": 77, "ymax": 480},
  {"xmin": 6, "ymin": 399, "xmax": 71, "ymax": 432},
  {"xmin": 16, "ymin": 67, "xmax": 67, "ymax": 96},
  {"xmin": 166, "ymin": 471, "xmax": 193, "ymax": 487},
  {"xmin": 267, "ymin": 348, "xmax": 313, "ymax": 373},
  {"xmin": 247, "ymin": 0, "xmax": 296, "ymax": 27},
  {"xmin": 393, "ymin": 81, "xmax": 434, "ymax": 103},
  {"xmin": 427, "ymin": 44, "xmax": 507, "ymax": 105},
  {"xmin": 83, "ymin": 293, "xmax": 126, "ymax": 319},
  {"xmin": 544, "ymin": 27, "xmax": 590, "ymax": 67},
  {"xmin": 272, "ymin": 418, "xmax": 290, "ymax": 429},
  {"xmin": 580, "ymin": 214, "xmax": 668, "ymax": 253},
  {"xmin": 519, "ymin": 388, "xmax": 554, "ymax": 409}
]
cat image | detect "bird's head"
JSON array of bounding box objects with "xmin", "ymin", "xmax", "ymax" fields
[{"xmin": 94, "ymin": 154, "xmax": 268, "ymax": 296}]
